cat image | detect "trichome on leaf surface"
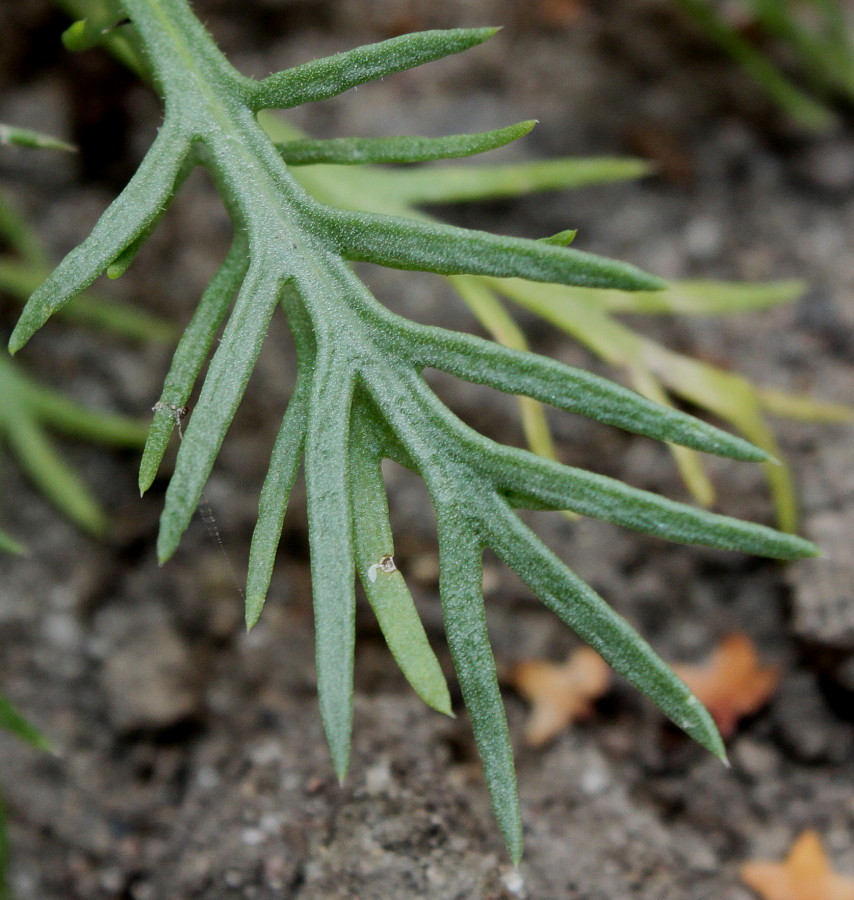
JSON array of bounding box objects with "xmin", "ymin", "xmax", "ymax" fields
[{"xmin": 10, "ymin": 0, "xmax": 819, "ymax": 861}]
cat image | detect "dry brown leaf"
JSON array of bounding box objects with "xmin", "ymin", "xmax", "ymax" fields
[
  {"xmin": 509, "ymin": 646, "xmax": 610, "ymax": 747},
  {"xmin": 673, "ymin": 633, "xmax": 780, "ymax": 738},
  {"xmin": 741, "ymin": 830, "xmax": 854, "ymax": 900}
]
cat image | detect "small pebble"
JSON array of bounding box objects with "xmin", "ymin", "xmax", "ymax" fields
[
  {"xmin": 501, "ymin": 868, "xmax": 526, "ymax": 897},
  {"xmin": 580, "ymin": 765, "xmax": 610, "ymax": 796}
]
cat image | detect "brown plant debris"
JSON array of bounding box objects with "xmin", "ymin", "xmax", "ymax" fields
[
  {"xmin": 741, "ymin": 830, "xmax": 854, "ymax": 900},
  {"xmin": 509, "ymin": 646, "xmax": 610, "ymax": 747},
  {"xmin": 673, "ymin": 632, "xmax": 781, "ymax": 738}
]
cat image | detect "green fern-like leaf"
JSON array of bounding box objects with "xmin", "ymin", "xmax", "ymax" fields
[{"xmin": 11, "ymin": 0, "xmax": 819, "ymax": 860}]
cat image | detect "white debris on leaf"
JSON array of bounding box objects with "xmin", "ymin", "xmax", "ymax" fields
[{"xmin": 367, "ymin": 554, "xmax": 397, "ymax": 583}]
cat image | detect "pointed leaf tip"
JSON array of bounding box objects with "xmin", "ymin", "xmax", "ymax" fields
[
  {"xmin": 323, "ymin": 207, "xmax": 667, "ymax": 292},
  {"xmin": 789, "ymin": 535, "xmax": 821, "ymax": 558},
  {"xmin": 61, "ymin": 19, "xmax": 90, "ymax": 51},
  {"xmin": 252, "ymin": 27, "xmax": 508, "ymax": 112},
  {"xmin": 333, "ymin": 748, "xmax": 350, "ymax": 783},
  {"xmin": 278, "ymin": 120, "xmax": 538, "ymax": 167},
  {"xmin": 468, "ymin": 26, "xmax": 502, "ymax": 42},
  {"xmin": 641, "ymin": 271, "xmax": 667, "ymax": 291},
  {"xmin": 156, "ymin": 535, "xmax": 175, "ymax": 566},
  {"xmin": 681, "ymin": 694, "xmax": 727, "ymax": 762},
  {"xmin": 245, "ymin": 595, "xmax": 265, "ymax": 632},
  {"xmin": 8, "ymin": 324, "xmax": 32, "ymax": 355},
  {"xmin": 539, "ymin": 229, "xmax": 577, "ymax": 246}
]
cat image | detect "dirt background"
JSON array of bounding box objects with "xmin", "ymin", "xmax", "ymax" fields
[{"xmin": 1, "ymin": 0, "xmax": 853, "ymax": 897}]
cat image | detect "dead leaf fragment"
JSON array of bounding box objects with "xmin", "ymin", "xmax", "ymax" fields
[
  {"xmin": 509, "ymin": 646, "xmax": 610, "ymax": 746},
  {"xmin": 673, "ymin": 633, "xmax": 780, "ymax": 738},
  {"xmin": 741, "ymin": 830, "xmax": 854, "ymax": 900}
]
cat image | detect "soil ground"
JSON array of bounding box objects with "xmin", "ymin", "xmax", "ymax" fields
[{"xmin": 1, "ymin": 1, "xmax": 853, "ymax": 897}]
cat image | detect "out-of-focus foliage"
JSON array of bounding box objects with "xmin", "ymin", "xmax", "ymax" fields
[
  {"xmin": 676, "ymin": 0, "xmax": 854, "ymax": 130},
  {"xmin": 0, "ymin": 696, "xmax": 50, "ymax": 900},
  {"xmin": 0, "ymin": 190, "xmax": 170, "ymax": 543}
]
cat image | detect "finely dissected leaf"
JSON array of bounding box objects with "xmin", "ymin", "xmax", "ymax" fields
[
  {"xmin": 304, "ymin": 355, "xmax": 357, "ymax": 780},
  {"xmin": 491, "ymin": 275, "xmax": 811, "ymax": 529},
  {"xmin": 9, "ymin": 120, "xmax": 189, "ymax": 353},
  {"xmin": 250, "ymin": 28, "xmax": 500, "ymax": 111},
  {"xmin": 449, "ymin": 274, "xmax": 561, "ymax": 467},
  {"xmin": 272, "ymin": 119, "xmax": 840, "ymax": 526},
  {"xmin": 263, "ymin": 113, "xmax": 844, "ymax": 530},
  {"xmin": 271, "ymin": 118, "xmax": 828, "ymax": 530},
  {"xmin": 278, "ymin": 121, "xmax": 536, "ymax": 166},
  {"xmin": 385, "ymin": 362, "xmax": 810, "ymax": 560},
  {"xmin": 482, "ymin": 496, "xmax": 726, "ymax": 761},
  {"xmin": 397, "ymin": 310, "xmax": 771, "ymax": 462},
  {"xmin": 0, "ymin": 191, "xmax": 154, "ymax": 537},
  {"xmin": 436, "ymin": 522, "xmax": 522, "ymax": 865},
  {"xmin": 627, "ymin": 363, "xmax": 715, "ymax": 507},
  {"xmin": 481, "ymin": 440, "xmax": 814, "ymax": 558},
  {"xmin": 0, "ymin": 259, "xmax": 174, "ymax": 341},
  {"xmin": 245, "ymin": 366, "xmax": 310, "ymax": 629},
  {"xmin": 157, "ymin": 263, "xmax": 280, "ymax": 561},
  {"xmin": 139, "ymin": 234, "xmax": 249, "ymax": 494},
  {"xmin": 350, "ymin": 411, "xmax": 451, "ymax": 716},
  {"xmin": 318, "ymin": 206, "xmax": 666, "ymax": 291},
  {"xmin": 14, "ymin": 0, "xmax": 823, "ymax": 859}
]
